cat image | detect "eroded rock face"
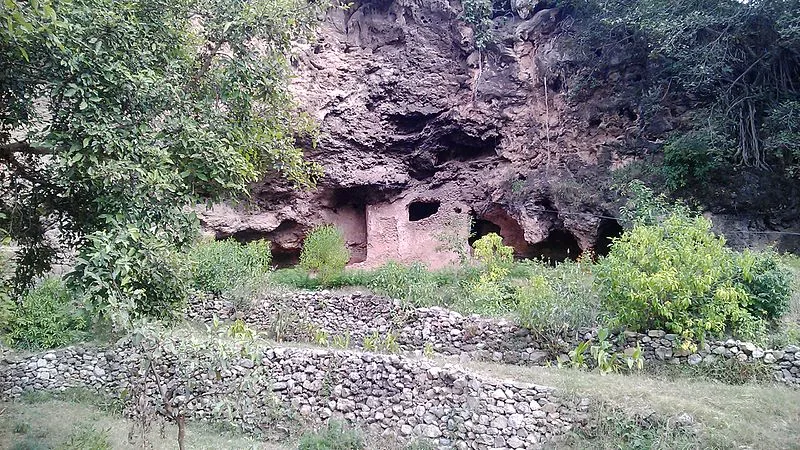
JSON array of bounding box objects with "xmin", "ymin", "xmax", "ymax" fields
[{"xmin": 197, "ymin": 0, "xmax": 798, "ymax": 266}]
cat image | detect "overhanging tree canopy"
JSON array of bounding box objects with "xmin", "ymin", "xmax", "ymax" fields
[{"xmin": 1, "ymin": 0, "xmax": 322, "ymax": 321}]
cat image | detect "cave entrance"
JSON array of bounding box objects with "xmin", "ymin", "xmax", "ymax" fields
[
  {"xmin": 469, "ymin": 218, "xmax": 502, "ymax": 247},
  {"xmin": 271, "ymin": 247, "xmax": 302, "ymax": 268},
  {"xmin": 223, "ymin": 221, "xmax": 305, "ymax": 269},
  {"xmin": 329, "ymin": 188, "xmax": 369, "ymax": 264},
  {"xmin": 595, "ymin": 219, "xmax": 624, "ymax": 257},
  {"xmin": 408, "ymin": 200, "xmax": 440, "ymax": 222},
  {"xmin": 469, "ymin": 208, "xmax": 535, "ymax": 258},
  {"xmin": 528, "ymin": 229, "xmax": 582, "ymax": 264}
]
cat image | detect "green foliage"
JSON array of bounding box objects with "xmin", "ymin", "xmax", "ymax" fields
[
  {"xmin": 470, "ymin": 233, "xmax": 515, "ymax": 311},
  {"xmin": 473, "ymin": 233, "xmax": 513, "ymax": 269},
  {"xmin": 565, "ymin": 330, "xmax": 644, "ymax": 374},
  {"xmin": 763, "ymin": 100, "xmax": 800, "ymax": 178},
  {"xmin": 596, "ymin": 210, "xmax": 792, "ymax": 347},
  {"xmin": 362, "ymin": 331, "xmax": 399, "ymax": 354},
  {"xmin": 2, "ymin": 277, "xmax": 85, "ymax": 349},
  {"xmin": 461, "ymin": 0, "xmax": 493, "ymax": 49},
  {"xmin": 1, "ymin": 0, "xmax": 322, "ymax": 319},
  {"xmin": 300, "ymin": 225, "xmax": 351, "ymax": 285},
  {"xmin": 69, "ymin": 224, "xmax": 189, "ymax": 327},
  {"xmin": 516, "ymin": 259, "xmax": 601, "ymax": 336},
  {"xmin": 661, "ymin": 130, "xmax": 723, "ymax": 191},
  {"xmin": 568, "ymin": 0, "xmax": 800, "ymax": 171},
  {"xmin": 189, "ymin": 238, "xmax": 271, "ymax": 296},
  {"xmin": 297, "ymin": 421, "xmax": 365, "ymax": 450},
  {"xmin": 735, "ymin": 250, "xmax": 792, "ymax": 320},
  {"xmin": 617, "ymin": 180, "xmax": 692, "ymax": 228},
  {"xmin": 368, "ymin": 261, "xmax": 449, "ymax": 306}
]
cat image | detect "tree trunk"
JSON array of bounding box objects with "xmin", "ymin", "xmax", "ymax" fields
[{"xmin": 177, "ymin": 415, "xmax": 186, "ymax": 450}]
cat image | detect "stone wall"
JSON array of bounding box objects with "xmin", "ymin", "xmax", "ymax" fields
[
  {"xmin": 235, "ymin": 291, "xmax": 800, "ymax": 386},
  {"xmin": 0, "ymin": 344, "xmax": 587, "ymax": 450}
]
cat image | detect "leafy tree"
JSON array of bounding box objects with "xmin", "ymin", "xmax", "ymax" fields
[
  {"xmin": 0, "ymin": 0, "xmax": 323, "ymax": 324},
  {"xmin": 568, "ymin": 0, "xmax": 800, "ymax": 172}
]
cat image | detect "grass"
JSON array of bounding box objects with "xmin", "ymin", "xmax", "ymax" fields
[
  {"xmin": 456, "ymin": 359, "xmax": 800, "ymax": 450},
  {"xmin": 0, "ymin": 393, "xmax": 286, "ymax": 450},
  {"xmin": 267, "ymin": 259, "xmax": 602, "ymax": 327}
]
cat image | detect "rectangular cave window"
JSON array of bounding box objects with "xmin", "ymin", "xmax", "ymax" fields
[{"xmin": 408, "ymin": 200, "xmax": 440, "ymax": 221}]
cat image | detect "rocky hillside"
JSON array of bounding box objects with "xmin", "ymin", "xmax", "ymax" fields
[{"xmin": 198, "ymin": 0, "xmax": 800, "ymax": 267}]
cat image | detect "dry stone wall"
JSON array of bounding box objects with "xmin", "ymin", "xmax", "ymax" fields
[
  {"xmin": 0, "ymin": 344, "xmax": 587, "ymax": 450},
  {"xmin": 228, "ymin": 291, "xmax": 800, "ymax": 386}
]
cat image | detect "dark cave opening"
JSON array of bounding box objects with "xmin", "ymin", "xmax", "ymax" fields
[
  {"xmin": 469, "ymin": 209, "xmax": 536, "ymax": 259},
  {"xmin": 469, "ymin": 218, "xmax": 502, "ymax": 247},
  {"xmin": 271, "ymin": 247, "xmax": 302, "ymax": 268},
  {"xmin": 528, "ymin": 229, "xmax": 582, "ymax": 264},
  {"xmin": 595, "ymin": 219, "xmax": 624, "ymax": 257},
  {"xmin": 408, "ymin": 200, "xmax": 441, "ymax": 221},
  {"xmin": 435, "ymin": 130, "xmax": 499, "ymax": 165},
  {"xmin": 228, "ymin": 228, "xmax": 268, "ymax": 244},
  {"xmin": 329, "ymin": 188, "xmax": 369, "ymax": 263},
  {"xmin": 223, "ymin": 221, "xmax": 305, "ymax": 269}
]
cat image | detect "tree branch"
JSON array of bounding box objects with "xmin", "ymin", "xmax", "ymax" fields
[
  {"xmin": 192, "ymin": 40, "xmax": 226, "ymax": 86},
  {"xmin": 0, "ymin": 141, "xmax": 54, "ymax": 156}
]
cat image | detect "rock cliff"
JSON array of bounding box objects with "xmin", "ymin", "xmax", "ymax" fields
[{"xmin": 198, "ymin": 0, "xmax": 799, "ymax": 266}]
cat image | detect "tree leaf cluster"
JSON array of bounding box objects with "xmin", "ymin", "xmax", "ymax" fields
[{"xmin": 0, "ymin": 0, "xmax": 324, "ymax": 321}]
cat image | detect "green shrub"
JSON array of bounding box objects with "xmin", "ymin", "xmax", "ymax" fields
[
  {"xmin": 69, "ymin": 223, "xmax": 189, "ymax": 327},
  {"xmin": 468, "ymin": 233, "xmax": 516, "ymax": 313},
  {"xmin": 662, "ymin": 130, "xmax": 722, "ymax": 191},
  {"xmin": 299, "ymin": 225, "xmax": 350, "ymax": 285},
  {"xmin": 297, "ymin": 421, "xmax": 365, "ymax": 450},
  {"xmin": 735, "ymin": 250, "xmax": 792, "ymax": 320},
  {"xmin": 596, "ymin": 212, "xmax": 791, "ymax": 347},
  {"xmin": 472, "ymin": 233, "xmax": 513, "ymax": 269},
  {"xmin": 368, "ymin": 262, "xmax": 439, "ymax": 303},
  {"xmin": 189, "ymin": 238, "xmax": 272, "ymax": 296},
  {"xmin": 516, "ymin": 259, "xmax": 601, "ymax": 335},
  {"xmin": 2, "ymin": 277, "xmax": 86, "ymax": 349}
]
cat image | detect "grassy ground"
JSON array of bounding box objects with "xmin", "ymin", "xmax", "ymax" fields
[
  {"xmin": 456, "ymin": 358, "xmax": 800, "ymax": 450},
  {"xmin": 0, "ymin": 395, "xmax": 288, "ymax": 450}
]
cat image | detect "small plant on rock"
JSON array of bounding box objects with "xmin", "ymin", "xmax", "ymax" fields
[{"xmin": 300, "ymin": 225, "xmax": 350, "ymax": 285}]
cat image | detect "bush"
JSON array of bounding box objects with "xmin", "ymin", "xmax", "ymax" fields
[
  {"xmin": 297, "ymin": 421, "xmax": 365, "ymax": 450},
  {"xmin": 69, "ymin": 224, "xmax": 189, "ymax": 327},
  {"xmin": 735, "ymin": 250, "xmax": 792, "ymax": 320},
  {"xmin": 662, "ymin": 129, "xmax": 723, "ymax": 191},
  {"xmin": 516, "ymin": 259, "xmax": 601, "ymax": 336},
  {"xmin": 596, "ymin": 212, "xmax": 791, "ymax": 346},
  {"xmin": 368, "ymin": 262, "xmax": 442, "ymax": 305},
  {"xmin": 2, "ymin": 277, "xmax": 86, "ymax": 349},
  {"xmin": 189, "ymin": 238, "xmax": 272, "ymax": 296},
  {"xmin": 299, "ymin": 225, "xmax": 350, "ymax": 285}
]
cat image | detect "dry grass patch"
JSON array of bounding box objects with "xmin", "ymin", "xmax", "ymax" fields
[
  {"xmin": 457, "ymin": 360, "xmax": 800, "ymax": 449},
  {"xmin": 0, "ymin": 398, "xmax": 290, "ymax": 450}
]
